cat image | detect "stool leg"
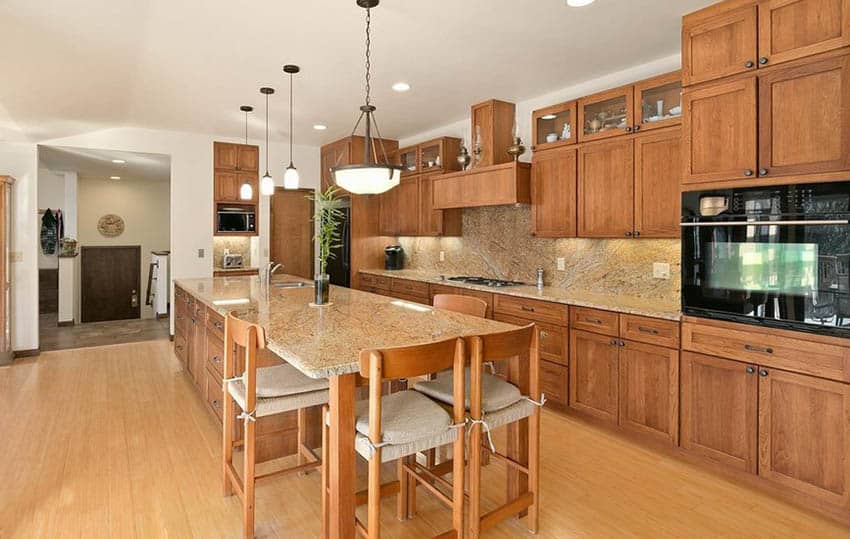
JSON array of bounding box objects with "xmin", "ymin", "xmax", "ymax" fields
[
  {"xmin": 223, "ymin": 393, "xmax": 234, "ymax": 497},
  {"xmin": 243, "ymin": 418, "xmax": 256, "ymax": 539},
  {"xmin": 397, "ymin": 458, "xmax": 408, "ymax": 521},
  {"xmin": 406, "ymin": 455, "xmax": 417, "ymax": 519},
  {"xmin": 297, "ymin": 407, "xmax": 309, "ymax": 474},
  {"xmin": 452, "ymin": 427, "xmax": 465, "ymax": 535},
  {"xmin": 321, "ymin": 406, "xmax": 329, "ymax": 539},
  {"xmin": 528, "ymin": 408, "xmax": 541, "ymax": 533},
  {"xmin": 469, "ymin": 421, "xmax": 482, "ymax": 539},
  {"xmin": 368, "ymin": 448, "xmax": 382, "ymax": 539}
]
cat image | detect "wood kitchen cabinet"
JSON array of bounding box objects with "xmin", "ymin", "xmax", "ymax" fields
[
  {"xmin": 470, "ymin": 99, "xmax": 516, "ymax": 167},
  {"xmin": 618, "ymin": 340, "xmax": 679, "ymax": 444},
  {"xmin": 531, "ymin": 101, "xmax": 577, "ymax": 151},
  {"xmin": 680, "ymin": 351, "xmax": 759, "ymax": 473},
  {"xmin": 531, "ymin": 146, "xmax": 577, "ymax": 237},
  {"xmin": 396, "ymin": 146, "xmax": 420, "ymax": 177},
  {"xmin": 569, "ymin": 329, "xmax": 620, "ymax": 423},
  {"xmin": 682, "ymin": 77, "xmax": 757, "ymax": 185},
  {"xmin": 578, "ymin": 85, "xmax": 635, "ymax": 142},
  {"xmin": 418, "ymin": 173, "xmax": 462, "ymax": 237},
  {"xmin": 214, "ymin": 172, "xmax": 240, "ymax": 202},
  {"xmin": 758, "ymin": 0, "xmax": 850, "ymax": 68},
  {"xmin": 633, "ymin": 71, "xmax": 683, "ymax": 132},
  {"xmin": 394, "ymin": 177, "xmax": 420, "ymax": 236},
  {"xmin": 634, "ymin": 129, "xmax": 681, "ymax": 238},
  {"xmin": 577, "ymin": 138, "xmax": 634, "ymax": 238},
  {"xmin": 682, "ymin": 0, "xmax": 758, "ymax": 86},
  {"xmin": 320, "ymin": 135, "xmax": 399, "ymax": 192}
]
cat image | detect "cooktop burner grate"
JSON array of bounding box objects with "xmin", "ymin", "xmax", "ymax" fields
[{"xmin": 446, "ymin": 276, "xmax": 526, "ymax": 287}]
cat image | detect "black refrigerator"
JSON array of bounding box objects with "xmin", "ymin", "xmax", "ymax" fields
[{"xmin": 325, "ymin": 198, "xmax": 351, "ymax": 287}]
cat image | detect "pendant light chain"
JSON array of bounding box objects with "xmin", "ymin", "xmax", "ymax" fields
[{"xmin": 364, "ymin": 7, "xmax": 371, "ymax": 107}]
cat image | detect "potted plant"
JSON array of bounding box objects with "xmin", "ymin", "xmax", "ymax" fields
[{"xmin": 310, "ymin": 185, "xmax": 344, "ymax": 305}]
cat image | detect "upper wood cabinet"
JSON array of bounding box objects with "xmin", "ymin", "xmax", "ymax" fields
[
  {"xmin": 433, "ymin": 162, "xmax": 531, "ymax": 210},
  {"xmin": 682, "ymin": 1, "xmax": 758, "ymax": 87},
  {"xmin": 418, "ymin": 173, "xmax": 462, "ymax": 237},
  {"xmin": 394, "ymin": 177, "xmax": 420, "ymax": 236},
  {"xmin": 531, "ymin": 147, "xmax": 577, "ymax": 238},
  {"xmin": 758, "ymin": 0, "xmax": 850, "ymax": 67},
  {"xmin": 758, "ymin": 52, "xmax": 850, "ymax": 178},
  {"xmin": 320, "ymin": 136, "xmax": 400, "ymax": 192},
  {"xmin": 379, "ymin": 186, "xmax": 399, "ymax": 236},
  {"xmin": 569, "ymin": 329, "xmax": 620, "ymax": 424},
  {"xmin": 577, "ymin": 138, "xmax": 634, "ymax": 238},
  {"xmin": 397, "ymin": 146, "xmax": 420, "ymax": 177},
  {"xmin": 634, "ymin": 130, "xmax": 681, "ymax": 238},
  {"xmin": 578, "ymin": 85, "xmax": 635, "ymax": 142},
  {"xmin": 682, "ymin": 76, "xmax": 758, "ymax": 185},
  {"xmin": 214, "ymin": 172, "xmax": 240, "ymax": 202},
  {"xmin": 531, "ymin": 101, "xmax": 577, "ymax": 151},
  {"xmin": 237, "ymin": 145, "xmax": 259, "ymax": 172},
  {"xmin": 471, "ymin": 99, "xmax": 516, "ymax": 167},
  {"xmin": 419, "ymin": 137, "xmax": 461, "ymax": 174},
  {"xmin": 214, "ymin": 142, "xmax": 238, "ymax": 170},
  {"xmin": 634, "ymin": 71, "xmax": 683, "ymax": 132},
  {"xmin": 680, "ymin": 351, "xmax": 759, "ymax": 473}
]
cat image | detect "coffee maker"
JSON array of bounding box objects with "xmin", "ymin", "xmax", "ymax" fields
[{"xmin": 384, "ymin": 245, "xmax": 404, "ymax": 270}]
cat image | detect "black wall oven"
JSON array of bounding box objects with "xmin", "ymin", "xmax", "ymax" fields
[{"xmin": 682, "ymin": 181, "xmax": 850, "ymax": 337}]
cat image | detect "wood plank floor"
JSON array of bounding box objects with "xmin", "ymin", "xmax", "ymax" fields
[{"xmin": 1, "ymin": 339, "xmax": 848, "ymax": 538}]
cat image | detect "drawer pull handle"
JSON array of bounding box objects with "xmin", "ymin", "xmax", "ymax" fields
[
  {"xmin": 638, "ymin": 326, "xmax": 659, "ymax": 335},
  {"xmin": 212, "ymin": 355, "xmax": 222, "ymax": 364},
  {"xmin": 584, "ymin": 317, "xmax": 602, "ymax": 324},
  {"xmin": 521, "ymin": 306, "xmax": 535, "ymax": 312},
  {"xmin": 214, "ymin": 321, "xmax": 223, "ymax": 330},
  {"xmin": 539, "ymin": 331, "xmax": 549, "ymax": 339},
  {"xmin": 744, "ymin": 344, "xmax": 773, "ymax": 354},
  {"xmin": 212, "ymin": 399, "xmax": 221, "ymax": 409}
]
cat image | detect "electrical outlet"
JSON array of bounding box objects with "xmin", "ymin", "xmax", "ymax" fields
[
  {"xmin": 653, "ymin": 262, "xmax": 671, "ymax": 280},
  {"xmin": 198, "ymin": 248, "xmax": 205, "ymax": 258},
  {"xmin": 556, "ymin": 257, "xmax": 566, "ymax": 271},
  {"xmin": 9, "ymin": 251, "xmax": 21, "ymax": 263},
  {"xmin": 439, "ymin": 251, "xmax": 445, "ymax": 262}
]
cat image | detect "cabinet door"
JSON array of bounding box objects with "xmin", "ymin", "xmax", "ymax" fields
[
  {"xmin": 321, "ymin": 140, "xmax": 351, "ymax": 192},
  {"xmin": 758, "ymin": 368, "xmax": 850, "ymax": 507},
  {"xmin": 681, "ymin": 352, "xmax": 758, "ymax": 473},
  {"xmin": 683, "ymin": 77, "xmax": 757, "ymax": 184},
  {"xmin": 758, "ymin": 0, "xmax": 850, "ymax": 67},
  {"xmin": 618, "ymin": 340, "xmax": 679, "ymax": 445},
  {"xmin": 633, "ymin": 71, "xmax": 683, "ymax": 132},
  {"xmin": 398, "ymin": 146, "xmax": 420, "ymax": 177},
  {"xmin": 379, "ymin": 187, "xmax": 398, "ymax": 236},
  {"xmin": 634, "ymin": 130, "xmax": 681, "ymax": 238},
  {"xmin": 569, "ymin": 329, "xmax": 620, "ymax": 423},
  {"xmin": 682, "ymin": 2, "xmax": 758, "ymax": 86},
  {"xmin": 395, "ymin": 176, "xmax": 420, "ymax": 235},
  {"xmin": 214, "ymin": 142, "xmax": 238, "ymax": 170},
  {"xmin": 237, "ymin": 145, "xmax": 259, "ymax": 172},
  {"xmin": 758, "ymin": 53, "xmax": 850, "ymax": 178},
  {"xmin": 577, "ymin": 85, "xmax": 634, "ymax": 142},
  {"xmin": 418, "ymin": 174, "xmax": 461, "ymax": 237},
  {"xmin": 215, "ymin": 171, "xmax": 240, "ymax": 202},
  {"xmin": 531, "ymin": 147, "xmax": 577, "ymax": 238},
  {"xmin": 577, "ymin": 139, "xmax": 634, "ymax": 238}
]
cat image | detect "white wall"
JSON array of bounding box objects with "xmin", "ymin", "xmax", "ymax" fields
[
  {"xmin": 36, "ymin": 169, "xmax": 65, "ymax": 269},
  {"xmin": 77, "ymin": 176, "xmax": 170, "ymax": 319}
]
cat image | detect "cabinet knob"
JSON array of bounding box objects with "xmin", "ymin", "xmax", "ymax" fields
[
  {"xmin": 745, "ymin": 60, "xmax": 755, "ymax": 69},
  {"xmin": 625, "ymin": 126, "xmax": 633, "ymax": 133},
  {"xmin": 539, "ymin": 331, "xmax": 549, "ymax": 340},
  {"xmin": 743, "ymin": 169, "xmax": 754, "ymax": 177},
  {"xmin": 214, "ymin": 321, "xmax": 224, "ymax": 330},
  {"xmin": 619, "ymin": 340, "xmax": 626, "ymax": 347},
  {"xmin": 634, "ymin": 125, "xmax": 641, "ymax": 132},
  {"xmin": 625, "ymin": 231, "xmax": 633, "ymax": 237},
  {"xmin": 213, "ymin": 355, "xmax": 222, "ymax": 364},
  {"xmin": 759, "ymin": 168, "xmax": 769, "ymax": 176},
  {"xmin": 633, "ymin": 231, "xmax": 641, "ymax": 237},
  {"xmin": 759, "ymin": 369, "xmax": 769, "ymax": 377},
  {"xmin": 609, "ymin": 339, "xmax": 618, "ymax": 346},
  {"xmin": 759, "ymin": 57, "xmax": 769, "ymax": 65},
  {"xmin": 746, "ymin": 366, "xmax": 756, "ymax": 374}
]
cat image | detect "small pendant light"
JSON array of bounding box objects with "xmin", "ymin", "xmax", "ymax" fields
[
  {"xmin": 239, "ymin": 105, "xmax": 254, "ymax": 200},
  {"xmin": 283, "ymin": 64, "xmax": 300, "ymax": 190},
  {"xmin": 259, "ymin": 87, "xmax": 276, "ymax": 196}
]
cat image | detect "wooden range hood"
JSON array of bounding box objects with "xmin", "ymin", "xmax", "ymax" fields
[{"xmin": 432, "ymin": 161, "xmax": 531, "ymax": 209}]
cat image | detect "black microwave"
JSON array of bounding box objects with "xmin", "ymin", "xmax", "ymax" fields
[
  {"xmin": 216, "ymin": 205, "xmax": 256, "ymax": 233},
  {"xmin": 681, "ymin": 181, "xmax": 850, "ymax": 337}
]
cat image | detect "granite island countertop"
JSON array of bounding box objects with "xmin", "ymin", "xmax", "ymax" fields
[
  {"xmin": 360, "ymin": 268, "xmax": 681, "ymax": 321},
  {"xmin": 175, "ymin": 275, "xmax": 515, "ymax": 379},
  {"xmin": 213, "ymin": 266, "xmax": 260, "ymax": 274}
]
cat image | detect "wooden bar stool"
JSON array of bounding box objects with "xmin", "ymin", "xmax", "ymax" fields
[
  {"xmin": 321, "ymin": 336, "xmax": 467, "ymax": 539},
  {"xmin": 433, "ymin": 293, "xmax": 488, "ymax": 318},
  {"xmin": 414, "ymin": 324, "xmax": 543, "ymax": 537},
  {"xmin": 222, "ymin": 313, "xmax": 330, "ymax": 539}
]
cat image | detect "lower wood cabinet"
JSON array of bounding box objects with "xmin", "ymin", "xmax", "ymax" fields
[{"xmin": 569, "ymin": 330, "xmax": 620, "ymax": 423}]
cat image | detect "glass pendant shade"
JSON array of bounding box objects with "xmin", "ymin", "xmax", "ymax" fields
[
  {"xmin": 260, "ymin": 172, "xmax": 275, "ymax": 196},
  {"xmin": 283, "ymin": 164, "xmax": 300, "ymax": 190},
  {"xmin": 239, "ymin": 181, "xmax": 253, "ymax": 200},
  {"xmin": 333, "ymin": 164, "xmax": 400, "ymax": 195}
]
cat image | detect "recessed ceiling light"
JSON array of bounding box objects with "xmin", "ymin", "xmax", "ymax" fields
[
  {"xmin": 110, "ymin": 176, "xmax": 121, "ymax": 180},
  {"xmin": 111, "ymin": 159, "xmax": 126, "ymax": 164},
  {"xmin": 541, "ymin": 114, "xmax": 558, "ymax": 120},
  {"xmin": 392, "ymin": 82, "xmax": 411, "ymax": 92},
  {"xmin": 313, "ymin": 124, "xmax": 328, "ymax": 131},
  {"xmin": 567, "ymin": 0, "xmax": 595, "ymax": 6}
]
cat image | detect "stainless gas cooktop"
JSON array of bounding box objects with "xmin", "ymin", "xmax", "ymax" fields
[{"xmin": 446, "ymin": 276, "xmax": 526, "ymax": 288}]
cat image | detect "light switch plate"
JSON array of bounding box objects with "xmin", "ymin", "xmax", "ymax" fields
[
  {"xmin": 439, "ymin": 251, "xmax": 445, "ymax": 262},
  {"xmin": 556, "ymin": 257, "xmax": 566, "ymax": 271},
  {"xmin": 198, "ymin": 248, "xmax": 205, "ymax": 258},
  {"xmin": 653, "ymin": 262, "xmax": 671, "ymax": 280}
]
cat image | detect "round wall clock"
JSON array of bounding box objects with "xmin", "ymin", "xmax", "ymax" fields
[{"xmin": 97, "ymin": 214, "xmax": 125, "ymax": 237}]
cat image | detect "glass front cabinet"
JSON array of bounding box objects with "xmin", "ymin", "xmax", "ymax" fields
[
  {"xmin": 397, "ymin": 146, "xmax": 419, "ymax": 176},
  {"xmin": 578, "ymin": 85, "xmax": 634, "ymax": 142},
  {"xmin": 532, "ymin": 101, "xmax": 577, "ymax": 151},
  {"xmin": 634, "ymin": 71, "xmax": 682, "ymax": 132}
]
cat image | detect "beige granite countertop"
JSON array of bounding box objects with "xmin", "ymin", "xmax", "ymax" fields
[
  {"xmin": 175, "ymin": 275, "xmax": 515, "ymax": 379},
  {"xmin": 361, "ymin": 269, "xmax": 681, "ymax": 321},
  {"xmin": 213, "ymin": 266, "xmax": 259, "ymax": 273}
]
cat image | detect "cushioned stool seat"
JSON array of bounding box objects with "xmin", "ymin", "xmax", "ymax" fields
[
  {"xmin": 353, "ymin": 390, "xmax": 458, "ymax": 462},
  {"xmin": 227, "ymin": 363, "xmax": 329, "ymax": 417},
  {"xmin": 414, "ymin": 368, "xmax": 522, "ymax": 412}
]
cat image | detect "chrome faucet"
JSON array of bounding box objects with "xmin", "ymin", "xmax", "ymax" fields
[{"xmin": 262, "ymin": 261, "xmax": 283, "ymax": 290}]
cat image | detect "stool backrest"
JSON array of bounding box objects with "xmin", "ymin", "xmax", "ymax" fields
[
  {"xmin": 433, "ymin": 294, "xmax": 487, "ymax": 318},
  {"xmin": 224, "ymin": 313, "xmax": 267, "ymax": 412},
  {"xmin": 466, "ymin": 324, "xmax": 538, "ymax": 416}
]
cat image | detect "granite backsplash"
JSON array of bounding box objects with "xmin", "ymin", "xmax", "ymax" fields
[
  {"xmin": 396, "ymin": 205, "xmax": 680, "ymax": 302},
  {"xmin": 213, "ymin": 236, "xmax": 252, "ymax": 268}
]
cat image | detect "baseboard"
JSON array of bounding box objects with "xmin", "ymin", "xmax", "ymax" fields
[
  {"xmin": 156, "ymin": 313, "xmax": 170, "ymax": 319},
  {"xmin": 13, "ymin": 348, "xmax": 40, "ymax": 359},
  {"xmin": 57, "ymin": 320, "xmax": 75, "ymax": 327}
]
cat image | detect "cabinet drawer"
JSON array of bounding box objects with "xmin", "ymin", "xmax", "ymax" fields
[
  {"xmin": 429, "ymin": 283, "xmax": 459, "ymax": 302},
  {"xmin": 205, "ymin": 368, "xmax": 224, "ymax": 423},
  {"xmin": 494, "ymin": 313, "xmax": 567, "ymax": 366},
  {"xmin": 206, "ymin": 308, "xmax": 225, "ymax": 341},
  {"xmin": 682, "ymin": 319, "xmax": 850, "ymax": 383},
  {"xmin": 540, "ymin": 359, "xmax": 568, "ymax": 406},
  {"xmin": 619, "ymin": 314, "xmax": 680, "ymax": 349},
  {"xmin": 361, "ymin": 286, "xmax": 392, "ymax": 297},
  {"xmin": 493, "ymin": 294, "xmax": 569, "ymax": 325},
  {"xmin": 391, "ymin": 292, "xmax": 431, "ymax": 306},
  {"xmin": 390, "ymin": 278, "xmax": 429, "ymax": 298},
  {"xmin": 360, "ymin": 272, "xmax": 391, "ymax": 291},
  {"xmin": 570, "ymin": 306, "xmax": 619, "ymax": 336},
  {"xmin": 206, "ymin": 335, "xmax": 224, "ymax": 379}
]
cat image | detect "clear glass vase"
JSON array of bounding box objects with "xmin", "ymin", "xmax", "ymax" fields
[{"xmin": 314, "ymin": 274, "xmax": 330, "ymax": 305}]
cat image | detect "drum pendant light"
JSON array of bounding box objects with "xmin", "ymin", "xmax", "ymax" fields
[
  {"xmin": 331, "ymin": 0, "xmax": 402, "ymax": 194},
  {"xmin": 283, "ymin": 64, "xmax": 300, "ymax": 190},
  {"xmin": 239, "ymin": 105, "xmax": 254, "ymax": 200},
  {"xmin": 259, "ymin": 87, "xmax": 276, "ymax": 196}
]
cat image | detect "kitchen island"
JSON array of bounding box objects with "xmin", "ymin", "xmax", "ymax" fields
[{"xmin": 174, "ymin": 274, "xmax": 522, "ymax": 539}]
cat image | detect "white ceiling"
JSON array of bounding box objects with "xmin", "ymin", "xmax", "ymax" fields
[
  {"xmin": 39, "ymin": 146, "xmax": 171, "ymax": 182},
  {"xmin": 1, "ymin": 0, "xmax": 713, "ymax": 146}
]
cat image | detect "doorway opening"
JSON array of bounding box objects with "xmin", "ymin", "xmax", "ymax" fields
[{"xmin": 37, "ymin": 146, "xmax": 171, "ymax": 351}]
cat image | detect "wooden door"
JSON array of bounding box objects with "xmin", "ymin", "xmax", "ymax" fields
[
  {"xmin": 270, "ymin": 188, "xmax": 315, "ymax": 279},
  {"xmin": 634, "ymin": 129, "xmax": 682, "ymax": 238},
  {"xmin": 214, "ymin": 142, "xmax": 238, "ymax": 170},
  {"xmin": 531, "ymin": 147, "xmax": 577, "ymax": 238},
  {"xmin": 758, "ymin": 0, "xmax": 850, "ymax": 67},
  {"xmin": 577, "ymin": 85, "xmax": 635, "ymax": 142},
  {"xmin": 569, "ymin": 329, "xmax": 620, "ymax": 424},
  {"xmin": 618, "ymin": 340, "xmax": 679, "ymax": 444},
  {"xmin": 758, "ymin": 368, "xmax": 850, "ymax": 507},
  {"xmin": 682, "ymin": 1, "xmax": 758, "ymax": 86},
  {"xmin": 577, "ymin": 139, "xmax": 634, "ymax": 238},
  {"xmin": 418, "ymin": 174, "xmax": 460, "ymax": 237},
  {"xmin": 758, "ymin": 53, "xmax": 850, "ymax": 178},
  {"xmin": 682, "ymin": 77, "xmax": 757, "ymax": 185},
  {"xmin": 681, "ymin": 352, "xmax": 758, "ymax": 473},
  {"xmin": 395, "ymin": 176, "xmax": 420, "ymax": 235},
  {"xmin": 81, "ymin": 246, "xmax": 141, "ymax": 323},
  {"xmin": 237, "ymin": 145, "xmax": 259, "ymax": 172},
  {"xmin": 214, "ymin": 172, "xmax": 240, "ymax": 202}
]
